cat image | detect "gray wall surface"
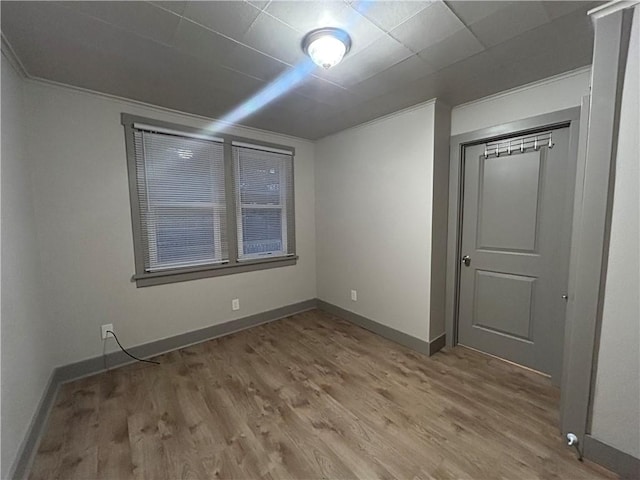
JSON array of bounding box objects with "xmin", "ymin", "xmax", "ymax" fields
[
  {"xmin": 590, "ymin": 4, "xmax": 640, "ymax": 460},
  {"xmin": 1, "ymin": 54, "xmax": 54, "ymax": 478},
  {"xmin": 20, "ymin": 79, "xmax": 317, "ymax": 369},
  {"xmin": 315, "ymin": 101, "xmax": 437, "ymax": 342}
]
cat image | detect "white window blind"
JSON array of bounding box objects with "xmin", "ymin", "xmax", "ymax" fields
[
  {"xmin": 233, "ymin": 144, "xmax": 295, "ymax": 260},
  {"xmin": 133, "ymin": 130, "xmax": 227, "ymax": 272}
]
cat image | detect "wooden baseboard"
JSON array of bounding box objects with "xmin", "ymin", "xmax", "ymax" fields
[
  {"xmin": 316, "ymin": 300, "xmax": 440, "ymax": 357},
  {"xmin": 7, "ymin": 372, "xmax": 60, "ymax": 480},
  {"xmin": 583, "ymin": 434, "xmax": 640, "ymax": 479}
]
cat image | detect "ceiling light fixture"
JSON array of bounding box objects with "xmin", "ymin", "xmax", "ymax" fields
[{"xmin": 302, "ymin": 27, "xmax": 352, "ymax": 69}]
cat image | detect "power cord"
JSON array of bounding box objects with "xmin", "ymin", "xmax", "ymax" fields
[{"xmin": 106, "ymin": 330, "xmax": 160, "ymax": 365}]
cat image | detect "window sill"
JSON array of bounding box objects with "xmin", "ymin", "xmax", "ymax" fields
[{"xmin": 132, "ymin": 255, "xmax": 298, "ymax": 287}]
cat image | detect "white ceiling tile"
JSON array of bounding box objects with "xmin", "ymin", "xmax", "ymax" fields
[
  {"xmin": 241, "ymin": 11, "xmax": 305, "ymax": 65},
  {"xmin": 59, "ymin": 1, "xmax": 181, "ymax": 45},
  {"xmin": 265, "ymin": 1, "xmax": 385, "ymax": 55},
  {"xmin": 293, "ymin": 76, "xmax": 364, "ymax": 107},
  {"xmin": 182, "ymin": 1, "xmax": 262, "ymax": 41},
  {"xmin": 540, "ymin": 1, "xmax": 601, "ymax": 21},
  {"xmin": 316, "ymin": 34, "xmax": 414, "ymax": 86},
  {"xmin": 149, "ymin": 1, "xmax": 187, "ymax": 16},
  {"xmin": 351, "ymin": 0, "xmax": 433, "ymax": 32},
  {"xmin": 467, "ymin": 2, "xmax": 551, "ymax": 48},
  {"xmin": 351, "ymin": 55, "xmax": 434, "ymax": 98},
  {"xmin": 246, "ymin": 0, "xmax": 271, "ymax": 10},
  {"xmin": 266, "ymin": 1, "xmax": 351, "ymax": 32},
  {"xmin": 270, "ymin": 93, "xmax": 330, "ymax": 116},
  {"xmin": 443, "ymin": 1, "xmax": 515, "ymax": 26},
  {"xmin": 390, "ymin": 2, "xmax": 467, "ymax": 53},
  {"xmin": 171, "ymin": 18, "xmax": 239, "ymax": 64},
  {"xmin": 417, "ymin": 28, "xmax": 484, "ymax": 72},
  {"xmin": 221, "ymin": 44, "xmax": 290, "ymax": 81}
]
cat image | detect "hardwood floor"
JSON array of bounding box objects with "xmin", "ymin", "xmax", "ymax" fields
[{"xmin": 29, "ymin": 309, "xmax": 615, "ymax": 479}]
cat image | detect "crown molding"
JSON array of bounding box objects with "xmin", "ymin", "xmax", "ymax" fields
[
  {"xmin": 1, "ymin": 34, "xmax": 29, "ymax": 78},
  {"xmin": 589, "ymin": 1, "xmax": 640, "ymax": 19},
  {"xmin": 452, "ymin": 65, "xmax": 592, "ymax": 112}
]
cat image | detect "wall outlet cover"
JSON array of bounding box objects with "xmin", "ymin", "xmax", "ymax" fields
[
  {"xmin": 232, "ymin": 298, "xmax": 240, "ymax": 311},
  {"xmin": 351, "ymin": 290, "xmax": 357, "ymax": 301},
  {"xmin": 101, "ymin": 324, "xmax": 114, "ymax": 340}
]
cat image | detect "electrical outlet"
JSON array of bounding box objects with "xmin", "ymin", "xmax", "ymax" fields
[
  {"xmin": 351, "ymin": 290, "xmax": 357, "ymax": 302},
  {"xmin": 101, "ymin": 324, "xmax": 114, "ymax": 340},
  {"xmin": 232, "ymin": 298, "xmax": 240, "ymax": 311}
]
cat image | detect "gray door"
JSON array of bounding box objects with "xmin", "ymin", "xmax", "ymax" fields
[{"xmin": 457, "ymin": 127, "xmax": 574, "ymax": 381}]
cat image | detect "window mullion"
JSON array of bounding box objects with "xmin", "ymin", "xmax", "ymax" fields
[{"xmin": 223, "ymin": 140, "xmax": 239, "ymax": 265}]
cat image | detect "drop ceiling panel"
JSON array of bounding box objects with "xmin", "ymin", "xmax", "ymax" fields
[
  {"xmin": 352, "ymin": 55, "xmax": 435, "ymax": 99},
  {"xmin": 266, "ymin": 1, "xmax": 385, "ymax": 53},
  {"xmin": 352, "ymin": 0, "xmax": 433, "ymax": 32},
  {"xmin": 246, "ymin": 1, "xmax": 271, "ymax": 11},
  {"xmin": 318, "ymin": 33, "xmax": 414, "ymax": 86},
  {"xmin": 181, "ymin": 1, "xmax": 261, "ymax": 41},
  {"xmin": 221, "ymin": 44, "xmax": 290, "ymax": 82},
  {"xmin": 240, "ymin": 11, "xmax": 305, "ymax": 65},
  {"xmin": 1, "ymin": 0, "xmax": 601, "ymax": 139},
  {"xmin": 150, "ymin": 1, "xmax": 187, "ymax": 16},
  {"xmin": 292, "ymin": 76, "xmax": 363, "ymax": 107},
  {"xmin": 443, "ymin": 1, "xmax": 515, "ymax": 26},
  {"xmin": 57, "ymin": 1, "xmax": 181, "ymax": 46},
  {"xmin": 466, "ymin": 2, "xmax": 551, "ymax": 48},
  {"xmin": 417, "ymin": 28, "xmax": 484, "ymax": 72},
  {"xmin": 390, "ymin": 2, "xmax": 467, "ymax": 53},
  {"xmin": 171, "ymin": 18, "xmax": 238, "ymax": 65},
  {"xmin": 540, "ymin": 1, "xmax": 596, "ymax": 20}
]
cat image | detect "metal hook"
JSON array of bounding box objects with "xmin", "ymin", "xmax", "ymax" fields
[
  {"xmin": 534, "ymin": 136, "xmax": 539, "ymax": 150},
  {"xmin": 548, "ymin": 133, "xmax": 554, "ymax": 149},
  {"xmin": 520, "ymin": 139, "xmax": 525, "ymax": 153}
]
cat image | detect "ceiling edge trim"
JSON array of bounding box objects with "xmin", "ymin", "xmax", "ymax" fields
[
  {"xmin": 317, "ymin": 97, "xmax": 438, "ymax": 142},
  {"xmin": 1, "ymin": 34, "xmax": 29, "ymax": 79},
  {"xmin": 451, "ymin": 65, "xmax": 592, "ymax": 112},
  {"xmin": 589, "ymin": 0, "xmax": 640, "ymax": 19},
  {"xmin": 21, "ymin": 75, "xmax": 316, "ymax": 144}
]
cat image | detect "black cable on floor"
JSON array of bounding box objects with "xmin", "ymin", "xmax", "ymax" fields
[{"xmin": 106, "ymin": 330, "xmax": 160, "ymax": 365}]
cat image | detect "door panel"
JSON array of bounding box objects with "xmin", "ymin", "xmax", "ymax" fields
[
  {"xmin": 474, "ymin": 270, "xmax": 535, "ymax": 340},
  {"xmin": 478, "ymin": 151, "xmax": 541, "ymax": 252},
  {"xmin": 458, "ymin": 127, "xmax": 573, "ymax": 380}
]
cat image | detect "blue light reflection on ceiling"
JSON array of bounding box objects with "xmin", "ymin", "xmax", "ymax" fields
[{"xmin": 206, "ymin": 1, "xmax": 372, "ymax": 133}]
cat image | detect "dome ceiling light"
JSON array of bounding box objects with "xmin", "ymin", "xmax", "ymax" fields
[{"xmin": 302, "ymin": 27, "xmax": 352, "ymax": 69}]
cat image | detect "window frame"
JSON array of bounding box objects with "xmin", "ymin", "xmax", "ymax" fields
[{"xmin": 122, "ymin": 113, "xmax": 297, "ymax": 287}]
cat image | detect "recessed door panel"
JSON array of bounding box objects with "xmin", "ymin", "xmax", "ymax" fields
[
  {"xmin": 457, "ymin": 127, "xmax": 574, "ymax": 381},
  {"xmin": 473, "ymin": 270, "xmax": 535, "ymax": 340},
  {"xmin": 478, "ymin": 151, "xmax": 541, "ymax": 252}
]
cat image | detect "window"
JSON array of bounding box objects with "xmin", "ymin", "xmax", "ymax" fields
[{"xmin": 123, "ymin": 114, "xmax": 296, "ymax": 286}]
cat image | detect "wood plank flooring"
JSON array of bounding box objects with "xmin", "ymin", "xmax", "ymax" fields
[{"xmin": 29, "ymin": 309, "xmax": 616, "ymax": 479}]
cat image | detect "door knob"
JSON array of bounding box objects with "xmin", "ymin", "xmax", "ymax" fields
[
  {"xmin": 462, "ymin": 255, "xmax": 471, "ymax": 267},
  {"xmin": 562, "ymin": 294, "xmax": 569, "ymax": 300}
]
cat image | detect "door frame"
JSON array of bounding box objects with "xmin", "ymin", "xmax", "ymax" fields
[
  {"xmin": 446, "ymin": 5, "xmax": 634, "ymax": 450},
  {"xmin": 446, "ymin": 106, "xmax": 582, "ymax": 353},
  {"xmin": 445, "ymin": 107, "xmax": 583, "ymax": 415}
]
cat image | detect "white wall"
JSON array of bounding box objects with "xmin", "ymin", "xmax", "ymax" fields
[
  {"xmin": 315, "ymin": 101, "xmax": 436, "ymax": 342},
  {"xmin": 590, "ymin": 5, "xmax": 640, "ymax": 459},
  {"xmin": 22, "ymin": 80, "xmax": 316, "ymax": 367},
  {"xmin": 451, "ymin": 66, "xmax": 591, "ymax": 136},
  {"xmin": 1, "ymin": 55, "xmax": 54, "ymax": 477}
]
